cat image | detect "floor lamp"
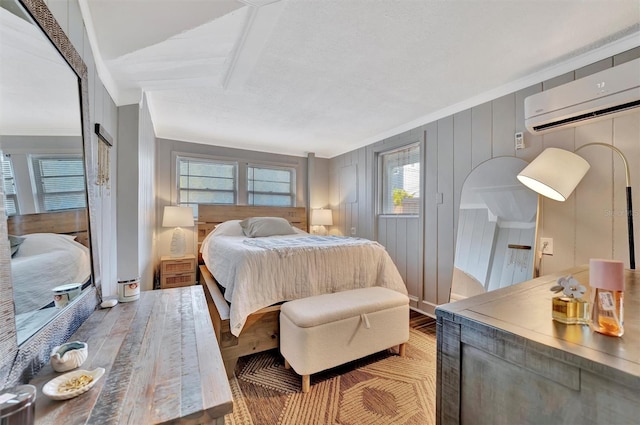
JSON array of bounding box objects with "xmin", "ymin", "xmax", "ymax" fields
[{"xmin": 517, "ymin": 145, "xmax": 635, "ymax": 269}]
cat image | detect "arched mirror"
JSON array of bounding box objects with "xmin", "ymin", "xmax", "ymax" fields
[
  {"xmin": 0, "ymin": 0, "xmax": 97, "ymax": 384},
  {"xmin": 451, "ymin": 157, "xmax": 538, "ymax": 302}
]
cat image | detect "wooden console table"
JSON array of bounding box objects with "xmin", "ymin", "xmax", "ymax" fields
[
  {"xmin": 436, "ymin": 265, "xmax": 639, "ymax": 425},
  {"xmin": 30, "ymin": 286, "xmax": 233, "ymax": 424}
]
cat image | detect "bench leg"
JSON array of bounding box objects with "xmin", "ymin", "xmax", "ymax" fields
[
  {"xmin": 223, "ymin": 356, "xmax": 239, "ymax": 378},
  {"xmin": 284, "ymin": 359, "xmax": 290, "ymax": 369},
  {"xmin": 398, "ymin": 343, "xmax": 406, "ymax": 357},
  {"xmin": 302, "ymin": 375, "xmax": 310, "ymax": 393}
]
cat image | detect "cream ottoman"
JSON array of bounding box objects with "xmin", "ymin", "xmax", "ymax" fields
[{"xmin": 280, "ymin": 286, "xmax": 409, "ymax": 392}]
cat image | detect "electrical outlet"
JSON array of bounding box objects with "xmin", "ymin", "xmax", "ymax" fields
[
  {"xmin": 540, "ymin": 237, "xmax": 553, "ymax": 255},
  {"xmin": 350, "ymin": 227, "xmax": 357, "ymax": 235}
]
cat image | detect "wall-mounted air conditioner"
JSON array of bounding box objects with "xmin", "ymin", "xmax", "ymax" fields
[{"xmin": 524, "ymin": 57, "xmax": 640, "ymax": 134}]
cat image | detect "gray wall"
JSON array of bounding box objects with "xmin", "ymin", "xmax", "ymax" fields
[
  {"xmin": 329, "ymin": 47, "xmax": 640, "ymax": 316},
  {"xmin": 116, "ymin": 97, "xmax": 156, "ymax": 291}
]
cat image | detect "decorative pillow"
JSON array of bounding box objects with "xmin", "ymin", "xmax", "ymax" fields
[
  {"xmin": 239, "ymin": 217, "xmax": 296, "ymax": 238},
  {"xmin": 211, "ymin": 220, "xmax": 244, "ymax": 237},
  {"xmin": 8, "ymin": 234, "xmax": 26, "ymax": 257}
]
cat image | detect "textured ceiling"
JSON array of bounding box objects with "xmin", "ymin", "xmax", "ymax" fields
[{"xmin": 18, "ymin": 1, "xmax": 640, "ymax": 156}]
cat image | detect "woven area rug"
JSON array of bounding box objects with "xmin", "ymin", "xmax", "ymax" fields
[{"xmin": 224, "ymin": 327, "xmax": 437, "ymax": 425}]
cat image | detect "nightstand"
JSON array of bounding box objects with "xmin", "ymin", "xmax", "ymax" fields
[{"xmin": 160, "ymin": 254, "xmax": 197, "ymax": 289}]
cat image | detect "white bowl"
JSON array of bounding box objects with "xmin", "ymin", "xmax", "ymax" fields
[
  {"xmin": 42, "ymin": 368, "xmax": 105, "ymax": 401},
  {"xmin": 50, "ymin": 341, "xmax": 88, "ymax": 372}
]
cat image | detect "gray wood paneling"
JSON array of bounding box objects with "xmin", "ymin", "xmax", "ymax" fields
[
  {"xmin": 329, "ymin": 48, "xmax": 640, "ymax": 316},
  {"xmin": 492, "ymin": 94, "xmax": 516, "ymax": 158},
  {"xmin": 471, "ymin": 102, "xmax": 492, "ymax": 168},
  {"xmin": 453, "ymin": 110, "xmax": 472, "ymax": 235},
  {"xmin": 437, "ymin": 116, "xmax": 455, "ymax": 305}
]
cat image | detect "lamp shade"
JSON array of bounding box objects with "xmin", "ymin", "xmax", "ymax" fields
[
  {"xmin": 162, "ymin": 206, "xmax": 194, "ymax": 228},
  {"xmin": 310, "ymin": 209, "xmax": 333, "ymax": 226},
  {"xmin": 517, "ymin": 148, "xmax": 590, "ymax": 201}
]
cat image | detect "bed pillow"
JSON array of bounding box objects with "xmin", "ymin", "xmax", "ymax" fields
[
  {"xmin": 8, "ymin": 234, "xmax": 25, "ymax": 257},
  {"xmin": 211, "ymin": 220, "xmax": 244, "ymax": 237},
  {"xmin": 240, "ymin": 217, "xmax": 296, "ymax": 238}
]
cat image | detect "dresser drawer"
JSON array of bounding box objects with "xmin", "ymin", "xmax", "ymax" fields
[{"xmin": 162, "ymin": 257, "xmax": 196, "ymax": 274}]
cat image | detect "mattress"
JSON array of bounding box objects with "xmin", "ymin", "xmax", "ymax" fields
[{"xmin": 201, "ymin": 224, "xmax": 407, "ymax": 337}]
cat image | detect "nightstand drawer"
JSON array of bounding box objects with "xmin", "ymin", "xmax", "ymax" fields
[
  {"xmin": 162, "ymin": 258, "xmax": 196, "ymax": 274},
  {"xmin": 162, "ymin": 272, "xmax": 196, "ymax": 288}
]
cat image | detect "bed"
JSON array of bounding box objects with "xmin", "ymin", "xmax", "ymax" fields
[
  {"xmin": 7, "ymin": 209, "xmax": 92, "ymax": 315},
  {"xmin": 197, "ymin": 205, "xmax": 408, "ymax": 376}
]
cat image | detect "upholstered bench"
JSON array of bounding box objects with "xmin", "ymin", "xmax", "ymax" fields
[{"xmin": 280, "ymin": 286, "xmax": 409, "ymax": 392}]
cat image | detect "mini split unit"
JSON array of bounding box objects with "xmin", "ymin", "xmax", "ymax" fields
[{"xmin": 525, "ymin": 57, "xmax": 640, "ymax": 134}]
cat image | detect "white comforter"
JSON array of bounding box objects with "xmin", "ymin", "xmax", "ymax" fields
[
  {"xmin": 201, "ymin": 232, "xmax": 407, "ymax": 336},
  {"xmin": 11, "ymin": 233, "xmax": 91, "ymax": 315}
]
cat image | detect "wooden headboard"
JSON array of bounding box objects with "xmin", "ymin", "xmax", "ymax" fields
[
  {"xmin": 6, "ymin": 208, "xmax": 90, "ymax": 247},
  {"xmin": 197, "ymin": 205, "xmax": 307, "ymax": 258}
]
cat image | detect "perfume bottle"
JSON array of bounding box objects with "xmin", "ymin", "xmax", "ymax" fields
[
  {"xmin": 589, "ymin": 259, "xmax": 624, "ymax": 337},
  {"xmin": 550, "ymin": 275, "xmax": 589, "ymax": 324}
]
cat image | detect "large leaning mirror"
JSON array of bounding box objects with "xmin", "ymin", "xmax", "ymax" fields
[
  {"xmin": 0, "ymin": 0, "xmax": 98, "ymax": 385},
  {"xmin": 451, "ymin": 157, "xmax": 538, "ymax": 302}
]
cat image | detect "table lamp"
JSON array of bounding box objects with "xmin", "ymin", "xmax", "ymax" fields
[
  {"xmin": 162, "ymin": 206, "xmax": 194, "ymax": 257},
  {"xmin": 310, "ymin": 209, "xmax": 333, "ymax": 235}
]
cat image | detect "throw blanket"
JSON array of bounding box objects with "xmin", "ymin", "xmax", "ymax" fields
[{"xmin": 243, "ymin": 236, "xmax": 377, "ymax": 257}]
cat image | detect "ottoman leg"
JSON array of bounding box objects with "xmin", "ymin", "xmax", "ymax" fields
[
  {"xmin": 302, "ymin": 375, "xmax": 310, "ymax": 393},
  {"xmin": 398, "ymin": 343, "xmax": 406, "ymax": 357},
  {"xmin": 284, "ymin": 359, "xmax": 290, "ymax": 369}
]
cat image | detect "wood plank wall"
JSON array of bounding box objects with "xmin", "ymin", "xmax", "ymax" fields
[{"xmin": 329, "ymin": 47, "xmax": 640, "ymax": 316}]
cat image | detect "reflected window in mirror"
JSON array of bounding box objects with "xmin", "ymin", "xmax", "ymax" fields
[
  {"xmin": 451, "ymin": 157, "xmax": 538, "ymax": 302},
  {"xmin": 0, "ymin": 1, "xmax": 94, "ymax": 346}
]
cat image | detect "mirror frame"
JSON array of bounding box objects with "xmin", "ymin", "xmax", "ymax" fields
[
  {"xmin": 451, "ymin": 156, "xmax": 539, "ymax": 302},
  {"xmin": 0, "ymin": 0, "xmax": 101, "ymax": 387}
]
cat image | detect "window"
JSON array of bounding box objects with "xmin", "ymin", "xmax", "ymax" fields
[
  {"xmin": 177, "ymin": 156, "xmax": 236, "ymax": 207},
  {"xmin": 1, "ymin": 154, "xmax": 18, "ymax": 216},
  {"xmin": 380, "ymin": 143, "xmax": 421, "ymax": 215},
  {"xmin": 247, "ymin": 165, "xmax": 295, "ymax": 206},
  {"xmin": 31, "ymin": 156, "xmax": 86, "ymax": 212}
]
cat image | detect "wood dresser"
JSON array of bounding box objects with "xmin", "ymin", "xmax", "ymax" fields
[
  {"xmin": 436, "ymin": 265, "xmax": 639, "ymax": 425},
  {"xmin": 30, "ymin": 286, "xmax": 233, "ymax": 424}
]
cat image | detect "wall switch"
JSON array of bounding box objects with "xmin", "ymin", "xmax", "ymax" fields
[
  {"xmin": 515, "ymin": 132, "xmax": 525, "ymax": 150},
  {"xmin": 350, "ymin": 227, "xmax": 357, "ymax": 235},
  {"xmin": 540, "ymin": 237, "xmax": 553, "ymax": 255}
]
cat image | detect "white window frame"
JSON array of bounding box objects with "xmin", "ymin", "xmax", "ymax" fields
[
  {"xmin": 247, "ymin": 163, "xmax": 296, "ymax": 207},
  {"xmin": 378, "ymin": 142, "xmax": 421, "ymax": 216},
  {"xmin": 175, "ymin": 155, "xmax": 238, "ymax": 208}
]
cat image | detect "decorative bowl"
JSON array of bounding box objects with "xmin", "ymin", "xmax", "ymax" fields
[
  {"xmin": 42, "ymin": 368, "xmax": 105, "ymax": 401},
  {"xmin": 50, "ymin": 341, "xmax": 88, "ymax": 372}
]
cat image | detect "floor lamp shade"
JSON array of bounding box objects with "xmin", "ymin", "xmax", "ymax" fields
[
  {"xmin": 162, "ymin": 206, "xmax": 194, "ymax": 257},
  {"xmin": 517, "ymin": 148, "xmax": 590, "ymax": 202}
]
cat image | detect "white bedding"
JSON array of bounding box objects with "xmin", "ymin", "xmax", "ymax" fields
[
  {"xmin": 11, "ymin": 233, "xmax": 91, "ymax": 315},
  {"xmin": 201, "ymin": 226, "xmax": 407, "ymax": 337}
]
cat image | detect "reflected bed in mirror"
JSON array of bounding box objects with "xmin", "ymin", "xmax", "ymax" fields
[
  {"xmin": 451, "ymin": 157, "xmax": 538, "ymax": 302},
  {"xmin": 0, "ymin": 0, "xmax": 94, "ymax": 347},
  {"xmin": 7, "ymin": 210, "xmax": 92, "ymax": 344}
]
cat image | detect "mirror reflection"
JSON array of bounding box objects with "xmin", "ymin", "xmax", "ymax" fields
[
  {"xmin": 451, "ymin": 157, "xmax": 537, "ymax": 302},
  {"xmin": 0, "ymin": 1, "xmax": 92, "ymax": 344}
]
